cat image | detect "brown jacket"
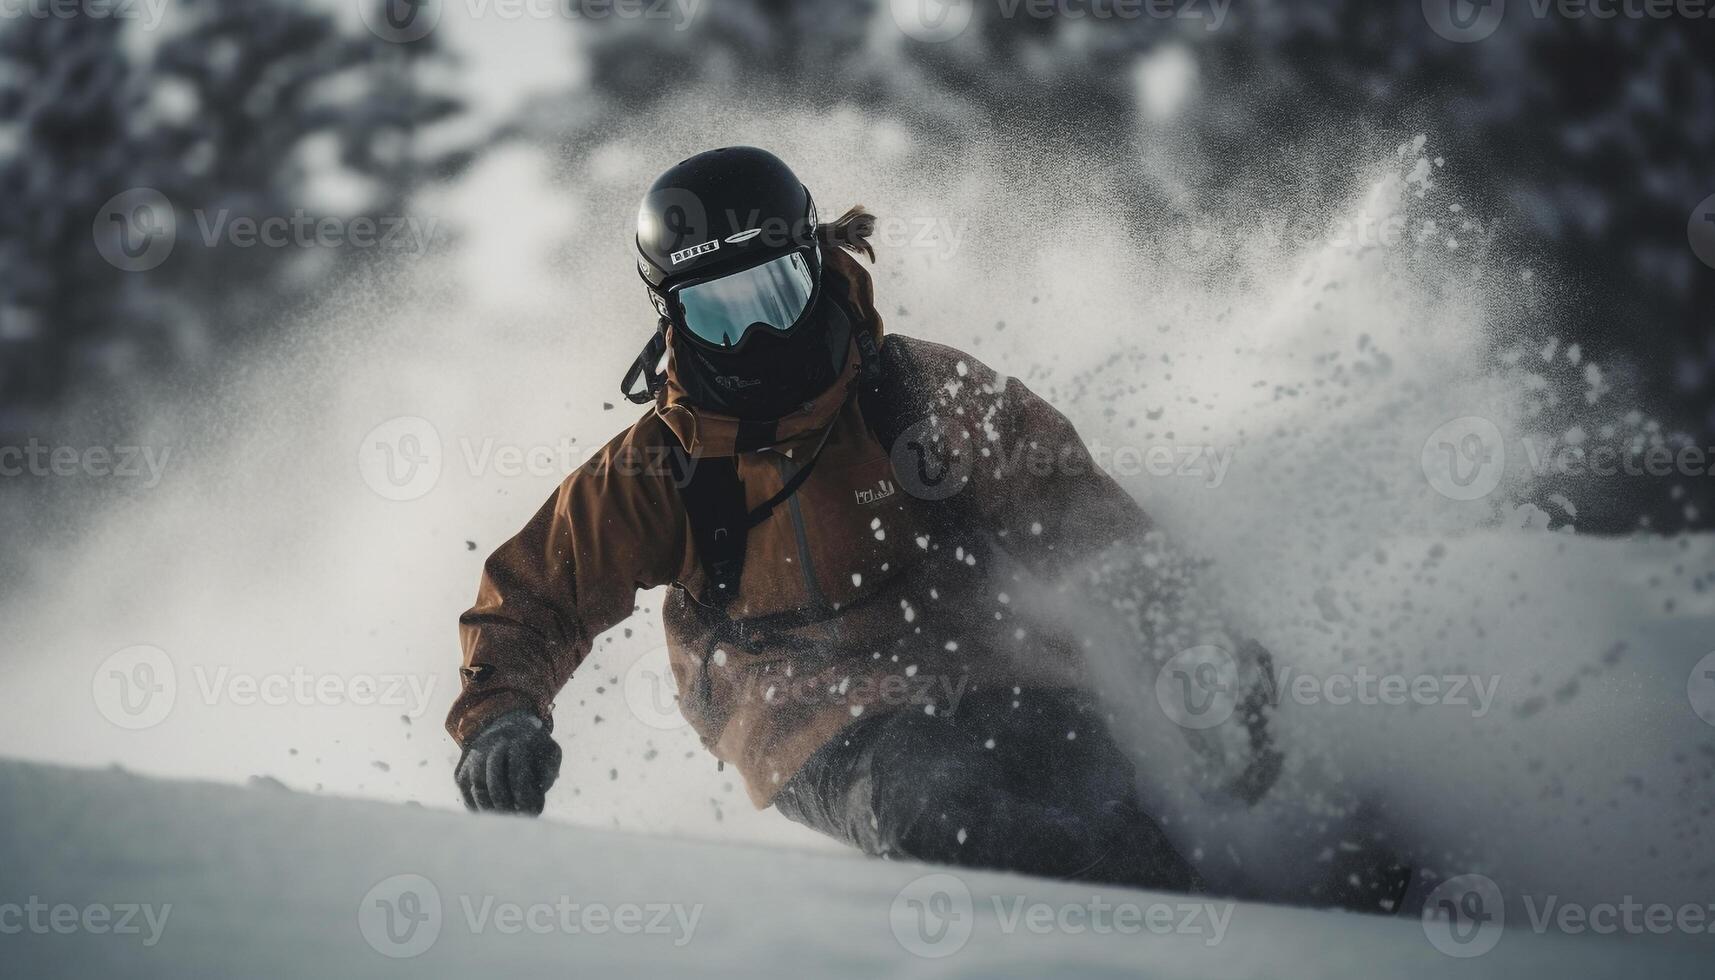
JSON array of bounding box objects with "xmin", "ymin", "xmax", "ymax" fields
[{"xmin": 448, "ymin": 248, "xmax": 1150, "ymax": 806}]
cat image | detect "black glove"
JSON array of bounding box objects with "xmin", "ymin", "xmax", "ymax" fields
[{"xmin": 454, "ymin": 710, "xmax": 561, "ymax": 816}]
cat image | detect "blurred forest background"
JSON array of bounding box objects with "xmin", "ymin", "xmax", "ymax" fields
[{"xmin": 1, "ymin": 0, "xmax": 1711, "ymax": 530}]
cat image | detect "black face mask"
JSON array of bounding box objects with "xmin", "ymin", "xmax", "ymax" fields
[{"xmin": 671, "ymin": 286, "xmax": 853, "ymax": 421}]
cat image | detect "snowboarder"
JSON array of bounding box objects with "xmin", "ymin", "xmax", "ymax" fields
[{"xmin": 448, "ymin": 146, "xmax": 1276, "ymax": 893}]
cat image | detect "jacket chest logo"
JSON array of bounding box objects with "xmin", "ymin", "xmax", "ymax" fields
[{"xmin": 854, "ymin": 479, "xmax": 897, "ymax": 506}]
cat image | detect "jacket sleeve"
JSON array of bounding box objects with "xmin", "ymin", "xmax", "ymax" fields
[
  {"xmin": 924, "ymin": 344, "xmax": 1152, "ymax": 577},
  {"xmin": 446, "ymin": 425, "xmax": 689, "ymax": 746}
]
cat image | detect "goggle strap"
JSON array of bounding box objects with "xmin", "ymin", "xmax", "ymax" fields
[{"xmin": 620, "ymin": 319, "xmax": 670, "ymax": 404}]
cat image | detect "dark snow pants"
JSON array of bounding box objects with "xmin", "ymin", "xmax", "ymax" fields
[{"xmin": 773, "ymin": 688, "xmax": 1200, "ymax": 892}]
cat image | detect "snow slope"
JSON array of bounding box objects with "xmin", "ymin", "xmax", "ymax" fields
[{"xmin": 1, "ymin": 758, "xmax": 1705, "ymax": 979}]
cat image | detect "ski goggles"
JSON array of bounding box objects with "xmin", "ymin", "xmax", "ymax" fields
[{"xmin": 671, "ymin": 249, "xmax": 818, "ymax": 349}]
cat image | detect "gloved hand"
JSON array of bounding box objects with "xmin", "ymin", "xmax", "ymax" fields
[{"xmin": 454, "ymin": 709, "xmax": 561, "ymax": 816}]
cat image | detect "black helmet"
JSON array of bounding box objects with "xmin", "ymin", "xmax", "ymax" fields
[
  {"xmin": 625, "ymin": 147, "xmax": 856, "ymax": 421},
  {"xmin": 635, "ymin": 146, "xmax": 822, "ymax": 351}
]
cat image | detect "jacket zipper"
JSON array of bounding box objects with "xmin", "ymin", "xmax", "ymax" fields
[{"xmin": 773, "ymin": 453, "xmax": 829, "ymax": 613}]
